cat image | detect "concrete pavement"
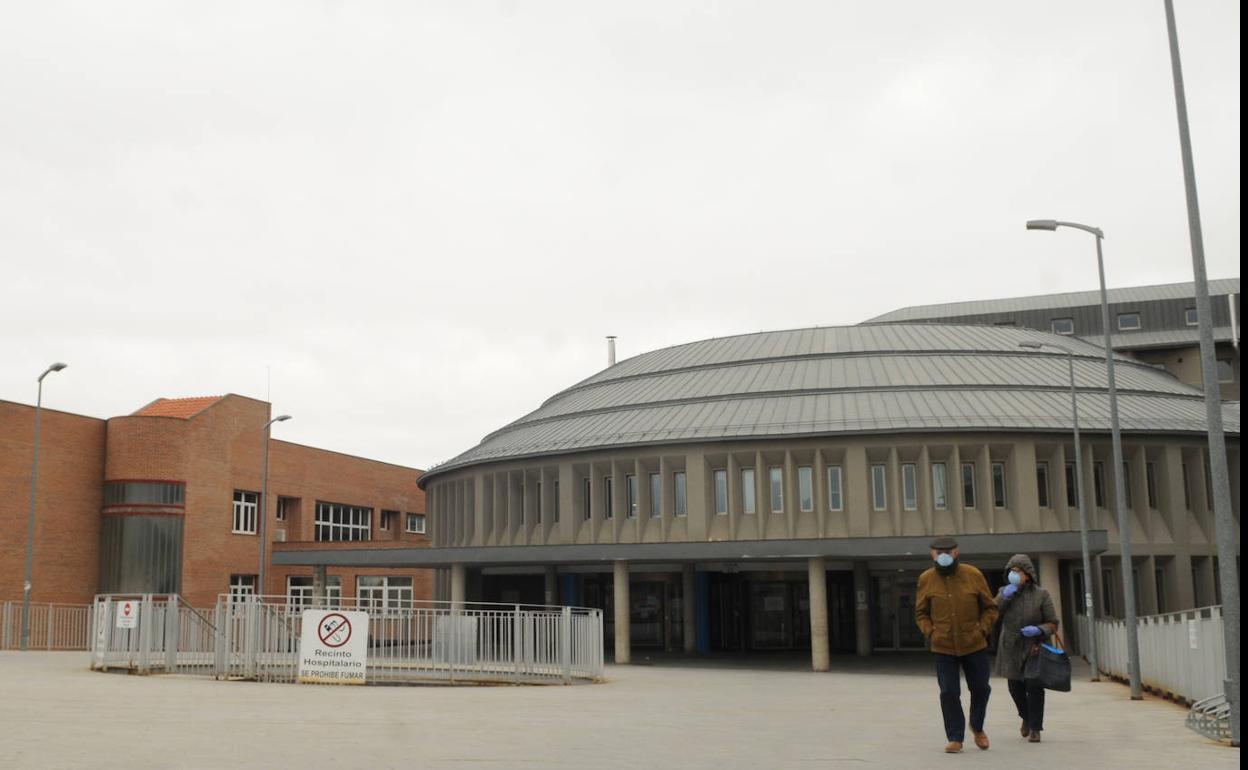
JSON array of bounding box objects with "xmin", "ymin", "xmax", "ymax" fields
[{"xmin": 0, "ymin": 651, "xmax": 1236, "ymax": 769}]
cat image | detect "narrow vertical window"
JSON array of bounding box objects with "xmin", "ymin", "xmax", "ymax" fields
[
  {"xmin": 649, "ymin": 473, "xmax": 662, "ymax": 518},
  {"xmin": 674, "ymin": 472, "xmax": 687, "ymax": 517},
  {"xmin": 769, "ymin": 467, "xmax": 784, "ymax": 513},
  {"xmin": 1121, "ymin": 463, "xmax": 1133, "ymax": 509},
  {"xmin": 826, "ymin": 466, "xmax": 843, "ymax": 512},
  {"xmin": 961, "ymin": 463, "xmax": 976, "ymax": 509},
  {"xmin": 798, "ymin": 466, "xmax": 814, "ymax": 512},
  {"xmin": 1181, "ymin": 463, "xmax": 1191, "ymax": 509},
  {"xmin": 1093, "ymin": 462, "xmax": 1106, "ymax": 508},
  {"xmin": 991, "ymin": 462, "xmax": 1007, "ymax": 508},
  {"xmin": 1036, "ymin": 462, "xmax": 1050, "ymax": 508},
  {"xmin": 713, "ymin": 470, "xmax": 728, "ymax": 515},
  {"xmin": 741, "ymin": 468, "xmax": 756, "ymax": 514},
  {"xmin": 535, "ymin": 481, "xmax": 543, "ymax": 523},
  {"xmin": 626, "ymin": 475, "xmax": 638, "ymax": 519},
  {"xmin": 1145, "ymin": 462, "xmax": 1158, "ymax": 509},
  {"xmin": 931, "ymin": 463, "xmax": 947, "ymax": 510},
  {"xmin": 604, "ymin": 476, "xmax": 614, "ymax": 519},
  {"xmin": 583, "ymin": 478, "xmax": 592, "ymax": 521},
  {"xmin": 1065, "ymin": 462, "xmax": 1079, "ymax": 508},
  {"xmin": 870, "ymin": 464, "xmax": 887, "ymax": 511},
  {"xmin": 553, "ymin": 480, "xmax": 560, "ymax": 522},
  {"xmin": 901, "ymin": 463, "xmax": 917, "ymax": 511}
]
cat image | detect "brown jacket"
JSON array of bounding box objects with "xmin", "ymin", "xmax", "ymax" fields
[{"xmin": 915, "ymin": 563, "xmax": 999, "ymax": 657}]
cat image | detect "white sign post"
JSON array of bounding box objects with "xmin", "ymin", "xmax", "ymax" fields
[
  {"xmin": 298, "ymin": 610, "xmax": 369, "ymax": 684},
  {"xmin": 115, "ymin": 599, "xmax": 138, "ymax": 629}
]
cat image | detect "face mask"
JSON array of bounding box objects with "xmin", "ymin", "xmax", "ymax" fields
[
  {"xmin": 1008, "ymin": 570, "xmax": 1023, "ymax": 586},
  {"xmin": 935, "ymin": 553, "xmax": 955, "ymax": 568}
]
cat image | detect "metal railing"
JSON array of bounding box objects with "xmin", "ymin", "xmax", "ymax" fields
[
  {"xmin": 0, "ymin": 601, "xmax": 93, "ymax": 650},
  {"xmin": 1074, "ymin": 605, "xmax": 1226, "ymax": 704},
  {"xmin": 90, "ymin": 594, "xmax": 604, "ymax": 686}
]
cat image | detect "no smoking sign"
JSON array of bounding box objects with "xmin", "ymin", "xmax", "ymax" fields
[
  {"xmin": 299, "ymin": 609, "xmax": 368, "ymax": 684},
  {"xmin": 318, "ymin": 613, "xmax": 352, "ymax": 648}
]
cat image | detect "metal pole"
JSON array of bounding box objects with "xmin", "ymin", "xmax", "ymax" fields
[
  {"xmin": 259, "ymin": 422, "xmax": 272, "ymax": 597},
  {"xmin": 1094, "ymin": 233, "xmax": 1142, "ymax": 699},
  {"xmin": 1163, "ymin": 0, "xmax": 1239, "ymax": 744},
  {"xmin": 1066, "ymin": 348, "xmax": 1100, "ymax": 681},
  {"xmin": 20, "ymin": 378, "xmax": 45, "ymax": 650}
]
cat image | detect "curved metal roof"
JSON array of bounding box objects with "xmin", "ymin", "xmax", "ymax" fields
[{"xmin": 421, "ymin": 324, "xmax": 1240, "ymax": 482}]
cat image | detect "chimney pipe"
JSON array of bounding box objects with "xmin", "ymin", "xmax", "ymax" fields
[{"xmin": 606, "ymin": 336, "xmax": 617, "ymax": 367}]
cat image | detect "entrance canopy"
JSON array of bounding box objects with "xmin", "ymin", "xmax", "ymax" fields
[{"xmin": 272, "ymin": 530, "xmax": 1108, "ymax": 569}]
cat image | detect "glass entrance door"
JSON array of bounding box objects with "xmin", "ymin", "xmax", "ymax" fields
[{"xmin": 871, "ymin": 571, "xmax": 926, "ymax": 650}]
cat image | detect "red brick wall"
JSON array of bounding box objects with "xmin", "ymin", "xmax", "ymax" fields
[{"xmin": 0, "ymin": 401, "xmax": 105, "ymax": 604}]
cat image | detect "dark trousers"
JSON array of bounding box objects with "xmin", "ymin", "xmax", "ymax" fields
[
  {"xmin": 935, "ymin": 650, "xmax": 992, "ymax": 742},
  {"xmin": 1007, "ymin": 677, "xmax": 1046, "ymax": 732}
]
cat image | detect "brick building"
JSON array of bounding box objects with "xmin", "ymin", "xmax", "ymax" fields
[{"xmin": 1, "ymin": 394, "xmax": 429, "ymax": 609}]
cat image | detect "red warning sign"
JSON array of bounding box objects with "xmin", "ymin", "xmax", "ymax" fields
[{"xmin": 317, "ymin": 613, "xmax": 352, "ymax": 648}]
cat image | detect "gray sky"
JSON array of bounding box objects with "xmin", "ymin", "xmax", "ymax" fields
[{"xmin": 1, "ymin": 1, "xmax": 1240, "ymax": 471}]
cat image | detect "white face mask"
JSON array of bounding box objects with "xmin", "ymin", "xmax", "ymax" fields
[
  {"xmin": 1008, "ymin": 570, "xmax": 1023, "ymax": 586},
  {"xmin": 935, "ymin": 553, "xmax": 955, "ymax": 568}
]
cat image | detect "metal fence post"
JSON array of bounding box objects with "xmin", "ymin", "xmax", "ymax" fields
[
  {"xmin": 561, "ymin": 607, "xmax": 572, "ymax": 684},
  {"xmin": 2, "ymin": 601, "xmax": 11, "ymax": 650},
  {"xmin": 165, "ymin": 595, "xmax": 179, "ymax": 672},
  {"xmin": 513, "ymin": 605, "xmax": 522, "ymax": 684},
  {"xmin": 213, "ymin": 598, "xmax": 226, "ymax": 679},
  {"xmin": 137, "ymin": 595, "xmax": 153, "ymax": 674}
]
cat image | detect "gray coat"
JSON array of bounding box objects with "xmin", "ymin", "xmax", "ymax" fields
[{"xmin": 993, "ymin": 554, "xmax": 1059, "ymax": 679}]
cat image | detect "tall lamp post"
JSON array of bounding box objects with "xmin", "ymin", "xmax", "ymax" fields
[
  {"xmin": 1020, "ymin": 340, "xmax": 1099, "ymax": 681},
  {"xmin": 1161, "ymin": 0, "xmax": 1239, "ymax": 745},
  {"xmin": 1026, "ymin": 219, "xmax": 1142, "ymax": 699},
  {"xmin": 21, "ymin": 361, "xmax": 68, "ymax": 650},
  {"xmin": 258, "ymin": 414, "xmax": 292, "ymax": 597}
]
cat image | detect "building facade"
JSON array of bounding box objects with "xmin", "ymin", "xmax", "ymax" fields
[
  {"xmin": 276, "ymin": 322, "xmax": 1240, "ymax": 667},
  {"xmin": 1, "ymin": 394, "xmax": 430, "ymax": 609}
]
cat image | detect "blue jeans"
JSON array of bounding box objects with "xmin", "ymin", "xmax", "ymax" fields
[{"xmin": 935, "ymin": 650, "xmax": 992, "ymax": 742}]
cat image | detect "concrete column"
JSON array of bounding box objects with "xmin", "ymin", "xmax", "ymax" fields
[
  {"xmin": 853, "ymin": 561, "xmax": 872, "ymax": 656},
  {"xmin": 613, "ymin": 561, "xmax": 630, "ymax": 664},
  {"xmin": 544, "ymin": 566, "xmax": 558, "ymax": 606},
  {"xmin": 312, "ymin": 565, "xmax": 327, "ymax": 608},
  {"xmin": 450, "ymin": 563, "xmax": 466, "ymax": 605},
  {"xmin": 808, "ymin": 557, "xmax": 830, "ymax": 672},
  {"xmin": 682, "ymin": 564, "xmax": 696, "ymax": 653},
  {"xmin": 1037, "ymin": 553, "xmax": 1064, "ymax": 633}
]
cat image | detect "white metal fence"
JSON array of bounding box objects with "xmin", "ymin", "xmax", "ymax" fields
[
  {"xmin": 1074, "ymin": 605, "xmax": 1226, "ymax": 704},
  {"xmin": 90, "ymin": 594, "xmax": 604, "ymax": 686},
  {"xmin": 0, "ymin": 601, "xmax": 92, "ymax": 650}
]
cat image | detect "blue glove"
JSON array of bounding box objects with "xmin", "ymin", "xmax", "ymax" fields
[
  {"xmin": 1021, "ymin": 625, "xmax": 1043, "ymax": 638},
  {"xmin": 1001, "ymin": 584, "xmax": 1019, "ymax": 599}
]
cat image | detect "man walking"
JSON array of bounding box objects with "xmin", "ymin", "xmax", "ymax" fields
[{"xmin": 915, "ymin": 536, "xmax": 999, "ymax": 753}]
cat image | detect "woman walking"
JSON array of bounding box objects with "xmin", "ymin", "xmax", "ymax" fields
[{"xmin": 994, "ymin": 554, "xmax": 1059, "ymax": 743}]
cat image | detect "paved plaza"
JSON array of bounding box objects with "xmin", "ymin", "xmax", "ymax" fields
[{"xmin": 0, "ymin": 651, "xmax": 1236, "ymax": 769}]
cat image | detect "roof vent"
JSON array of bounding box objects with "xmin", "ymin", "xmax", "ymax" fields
[{"xmin": 606, "ymin": 336, "xmax": 617, "ymax": 367}]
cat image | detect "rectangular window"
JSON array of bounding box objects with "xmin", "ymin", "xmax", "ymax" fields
[
  {"xmin": 1181, "ymin": 463, "xmax": 1191, "ymax": 509},
  {"xmin": 674, "ymin": 472, "xmax": 687, "ymax": 517},
  {"xmin": 826, "ymin": 466, "xmax": 843, "ymax": 512},
  {"xmin": 992, "ymin": 462, "xmax": 1007, "ymax": 508},
  {"xmin": 553, "ymin": 480, "xmax": 560, "ymax": 521},
  {"xmin": 380, "ymin": 510, "xmax": 398, "ymax": 531},
  {"xmin": 519, "ymin": 483, "xmax": 526, "ymax": 525},
  {"xmin": 275, "ymin": 496, "xmax": 293, "ymax": 522},
  {"xmin": 357, "ymin": 576, "xmax": 413, "ymax": 613},
  {"xmin": 583, "ymin": 478, "xmax": 592, "ymax": 520},
  {"xmin": 286, "ymin": 576, "xmax": 342, "ymax": 608},
  {"xmin": 1051, "ymin": 318, "xmax": 1075, "ymax": 335},
  {"xmin": 1117, "ymin": 312, "xmax": 1141, "ymax": 331},
  {"xmin": 1155, "ymin": 568, "xmax": 1167, "ymax": 614},
  {"xmin": 1093, "ymin": 462, "xmax": 1106, "ymax": 508},
  {"xmin": 1065, "ymin": 462, "xmax": 1079, "ymax": 508},
  {"xmin": 229, "ymin": 574, "xmax": 257, "ymax": 598},
  {"xmin": 769, "ymin": 467, "xmax": 784, "ymax": 513},
  {"xmin": 1036, "ymin": 462, "xmax": 1050, "ymax": 508},
  {"xmin": 713, "ymin": 470, "xmax": 728, "ymax": 515},
  {"xmin": 741, "ymin": 468, "xmax": 757, "ymax": 514},
  {"xmin": 649, "ymin": 473, "xmax": 662, "ymax": 518},
  {"xmin": 1216, "ymin": 359, "xmax": 1235, "ymax": 383},
  {"xmin": 405, "ymin": 513, "xmax": 426, "ymax": 534},
  {"xmin": 1145, "ymin": 463, "xmax": 1158, "ymax": 509},
  {"xmin": 1121, "ymin": 463, "xmax": 1133, "ymax": 509},
  {"xmin": 1185, "ymin": 307, "xmax": 1199, "ymax": 326},
  {"xmin": 931, "ymin": 463, "xmax": 947, "ymax": 510},
  {"xmin": 870, "ymin": 464, "xmax": 887, "ymax": 511},
  {"xmin": 536, "ymin": 481, "xmax": 543, "ymax": 523},
  {"xmin": 604, "ymin": 476, "xmax": 614, "ymax": 520},
  {"xmin": 1101, "ymin": 569, "xmax": 1116, "ymax": 617},
  {"xmin": 314, "ymin": 501, "xmax": 372, "ymax": 542},
  {"xmin": 232, "ymin": 490, "xmax": 259, "ymax": 534},
  {"xmin": 104, "ymin": 481, "xmax": 185, "ymax": 506},
  {"xmin": 961, "ymin": 463, "xmax": 977, "ymax": 509},
  {"xmin": 626, "ymin": 475, "xmax": 638, "ymax": 518},
  {"xmin": 901, "ymin": 463, "xmax": 917, "ymax": 511},
  {"xmin": 798, "ymin": 466, "xmax": 814, "ymax": 512}
]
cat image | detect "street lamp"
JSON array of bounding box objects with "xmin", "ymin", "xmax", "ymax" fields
[
  {"xmin": 1026, "ymin": 219, "xmax": 1142, "ymax": 699},
  {"xmin": 1162, "ymin": 0, "xmax": 1239, "ymax": 745},
  {"xmin": 21, "ymin": 361, "xmax": 68, "ymax": 650},
  {"xmin": 258, "ymin": 414, "xmax": 292, "ymax": 597},
  {"xmin": 1020, "ymin": 340, "xmax": 1099, "ymax": 681}
]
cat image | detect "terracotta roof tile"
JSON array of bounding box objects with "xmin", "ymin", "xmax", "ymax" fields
[{"xmin": 132, "ymin": 396, "xmax": 224, "ymax": 419}]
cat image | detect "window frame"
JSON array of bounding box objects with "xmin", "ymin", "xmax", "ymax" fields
[
  {"xmin": 712, "ymin": 469, "xmax": 728, "ymax": 516},
  {"xmin": 901, "ymin": 463, "xmax": 918, "ymax": 511},
  {"xmin": 931, "ymin": 462, "xmax": 947, "ymax": 511},
  {"xmin": 797, "ymin": 466, "xmax": 814, "ymax": 512},
  {"xmin": 1145, "ymin": 462, "xmax": 1158, "ymax": 510},
  {"xmin": 232, "ymin": 490, "xmax": 259, "ymax": 535},
  {"xmin": 286, "ymin": 576, "xmax": 342, "ymax": 608},
  {"xmin": 991, "ymin": 461, "xmax": 1007, "ymax": 508},
  {"xmin": 870, "ymin": 464, "xmax": 887, "ymax": 512},
  {"xmin": 1116, "ymin": 312, "xmax": 1142, "ymax": 331},
  {"xmin": 741, "ymin": 468, "xmax": 757, "ymax": 515},
  {"xmin": 405, "ymin": 513, "xmax": 426, "ymax": 534},
  {"xmin": 1184, "ymin": 307, "xmax": 1199, "ymax": 326},
  {"xmin": 603, "ymin": 476, "xmax": 614, "ymax": 520},
  {"xmin": 649, "ymin": 473, "xmax": 662, "ymax": 518},
  {"xmin": 314, "ymin": 501, "xmax": 373, "ymax": 542},
  {"xmin": 1051, "ymin": 317, "xmax": 1075, "ymax": 335},
  {"xmin": 1093, "ymin": 462, "xmax": 1106, "ymax": 508},
  {"xmin": 626, "ymin": 474, "xmax": 639, "ymax": 519},
  {"xmin": 768, "ymin": 467, "xmax": 784, "ymax": 514},
  {"xmin": 826, "ymin": 465, "xmax": 843, "ymax": 512},
  {"xmin": 229, "ymin": 574, "xmax": 257, "ymax": 599},
  {"xmin": 1036, "ymin": 462, "xmax": 1050, "ymax": 508},
  {"xmin": 674, "ymin": 472, "xmax": 688, "ymax": 517},
  {"xmin": 961, "ymin": 462, "xmax": 977, "ymax": 509}
]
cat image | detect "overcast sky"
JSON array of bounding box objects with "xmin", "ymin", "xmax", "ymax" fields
[{"xmin": 1, "ymin": 1, "xmax": 1240, "ymax": 470}]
